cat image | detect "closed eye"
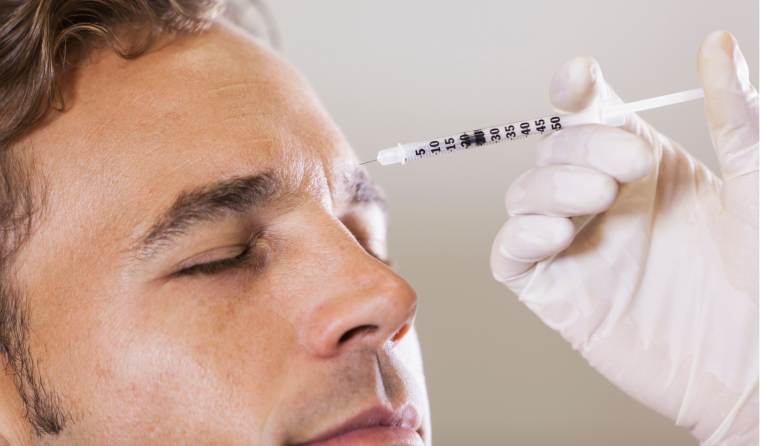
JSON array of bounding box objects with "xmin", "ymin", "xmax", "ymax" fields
[{"xmin": 173, "ymin": 246, "xmax": 252, "ymax": 277}]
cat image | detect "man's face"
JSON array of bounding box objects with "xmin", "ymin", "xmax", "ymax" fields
[{"xmin": 3, "ymin": 22, "xmax": 430, "ymax": 445}]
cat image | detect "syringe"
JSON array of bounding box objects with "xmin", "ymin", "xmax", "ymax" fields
[{"xmin": 361, "ymin": 88, "xmax": 705, "ymax": 166}]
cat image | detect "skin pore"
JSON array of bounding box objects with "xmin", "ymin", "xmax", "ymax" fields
[{"xmin": 0, "ymin": 19, "xmax": 430, "ymax": 446}]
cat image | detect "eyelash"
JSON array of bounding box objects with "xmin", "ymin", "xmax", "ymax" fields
[
  {"xmin": 174, "ymin": 247, "xmax": 253, "ymax": 277},
  {"xmin": 172, "ymin": 236, "xmax": 387, "ymax": 277}
]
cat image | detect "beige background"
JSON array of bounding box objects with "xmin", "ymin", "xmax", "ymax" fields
[{"xmin": 266, "ymin": 1, "xmax": 759, "ymax": 445}]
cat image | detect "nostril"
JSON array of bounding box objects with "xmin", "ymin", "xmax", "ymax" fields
[
  {"xmin": 338, "ymin": 325, "xmax": 378, "ymax": 344},
  {"xmin": 391, "ymin": 322, "xmax": 411, "ymax": 343}
]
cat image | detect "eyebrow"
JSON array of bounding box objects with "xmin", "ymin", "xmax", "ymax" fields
[
  {"xmin": 343, "ymin": 168, "xmax": 387, "ymax": 210},
  {"xmin": 135, "ymin": 172, "xmax": 282, "ymax": 259},
  {"xmin": 133, "ymin": 168, "xmax": 387, "ymax": 261}
]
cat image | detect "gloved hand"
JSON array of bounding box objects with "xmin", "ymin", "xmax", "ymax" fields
[{"xmin": 491, "ymin": 31, "xmax": 758, "ymax": 445}]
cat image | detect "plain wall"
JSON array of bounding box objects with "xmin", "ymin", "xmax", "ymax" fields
[{"xmin": 266, "ymin": 1, "xmax": 759, "ymax": 445}]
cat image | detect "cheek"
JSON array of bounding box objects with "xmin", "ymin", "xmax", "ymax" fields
[
  {"xmin": 120, "ymin": 283, "xmax": 296, "ymax": 434},
  {"xmin": 34, "ymin": 272, "xmax": 299, "ymax": 443}
]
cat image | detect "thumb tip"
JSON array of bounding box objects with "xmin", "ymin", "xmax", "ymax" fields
[
  {"xmin": 698, "ymin": 31, "xmax": 751, "ymax": 90},
  {"xmin": 699, "ymin": 30, "xmax": 738, "ymax": 63},
  {"xmin": 550, "ymin": 56, "xmax": 604, "ymax": 113}
]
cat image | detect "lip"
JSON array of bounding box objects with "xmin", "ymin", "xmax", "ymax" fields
[{"xmin": 294, "ymin": 405, "xmax": 423, "ymax": 446}]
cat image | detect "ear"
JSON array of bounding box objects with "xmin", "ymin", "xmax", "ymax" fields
[{"xmin": 0, "ymin": 365, "xmax": 32, "ymax": 446}]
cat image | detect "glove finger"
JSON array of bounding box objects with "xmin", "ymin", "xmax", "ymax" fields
[
  {"xmin": 698, "ymin": 31, "xmax": 759, "ymax": 181},
  {"xmin": 550, "ymin": 56, "xmax": 659, "ymax": 145},
  {"xmin": 506, "ymin": 164, "xmax": 618, "ymax": 217},
  {"xmin": 491, "ymin": 215, "xmax": 575, "ymax": 293},
  {"xmin": 536, "ymin": 123, "xmax": 653, "ymax": 183},
  {"xmin": 549, "ymin": 56, "xmax": 604, "ymax": 114},
  {"xmin": 698, "ymin": 31, "xmax": 759, "ymax": 296}
]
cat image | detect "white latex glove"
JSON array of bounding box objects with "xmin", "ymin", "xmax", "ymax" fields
[{"xmin": 491, "ymin": 31, "xmax": 758, "ymax": 445}]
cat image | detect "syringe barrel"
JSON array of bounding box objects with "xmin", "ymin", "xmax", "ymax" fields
[
  {"xmin": 375, "ymin": 98, "xmax": 629, "ymax": 166},
  {"xmin": 379, "ymin": 114, "xmax": 573, "ymax": 166}
]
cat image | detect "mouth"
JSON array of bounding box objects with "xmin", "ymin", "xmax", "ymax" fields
[{"xmin": 294, "ymin": 405, "xmax": 423, "ymax": 446}]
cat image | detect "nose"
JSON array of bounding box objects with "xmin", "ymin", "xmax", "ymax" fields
[{"xmin": 298, "ymin": 223, "xmax": 418, "ymax": 357}]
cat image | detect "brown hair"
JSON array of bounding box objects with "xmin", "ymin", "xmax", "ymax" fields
[{"xmin": 0, "ymin": 0, "xmax": 225, "ymax": 437}]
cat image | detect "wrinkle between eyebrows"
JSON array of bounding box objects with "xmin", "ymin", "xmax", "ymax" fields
[
  {"xmin": 334, "ymin": 168, "xmax": 387, "ymax": 211},
  {"xmin": 134, "ymin": 171, "xmax": 283, "ymax": 260}
]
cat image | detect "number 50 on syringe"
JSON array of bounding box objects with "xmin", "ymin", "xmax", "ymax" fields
[
  {"xmin": 426, "ymin": 117, "xmax": 560, "ymax": 156},
  {"xmin": 361, "ymin": 88, "xmax": 706, "ymax": 166}
]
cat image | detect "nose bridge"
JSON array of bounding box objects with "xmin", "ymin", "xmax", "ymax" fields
[{"xmin": 297, "ymin": 217, "xmax": 417, "ymax": 358}]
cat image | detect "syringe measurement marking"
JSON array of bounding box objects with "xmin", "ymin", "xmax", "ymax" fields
[{"xmin": 407, "ymin": 116, "xmax": 562, "ymax": 162}]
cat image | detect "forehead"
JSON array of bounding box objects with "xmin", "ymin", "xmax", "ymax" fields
[{"xmin": 32, "ymin": 23, "xmax": 361, "ymax": 221}]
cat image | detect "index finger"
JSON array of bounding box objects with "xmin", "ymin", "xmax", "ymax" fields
[{"xmin": 537, "ymin": 124, "xmax": 653, "ymax": 183}]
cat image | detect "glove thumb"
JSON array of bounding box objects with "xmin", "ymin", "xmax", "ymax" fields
[
  {"xmin": 549, "ymin": 55, "xmax": 607, "ymax": 114},
  {"xmin": 698, "ymin": 31, "xmax": 759, "ymax": 181}
]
